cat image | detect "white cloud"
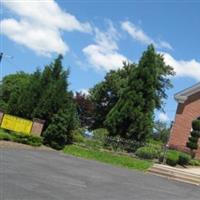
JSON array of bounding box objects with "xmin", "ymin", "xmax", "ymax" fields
[
  {"xmin": 1, "ymin": 0, "xmax": 92, "ymax": 56},
  {"xmin": 162, "ymin": 52, "xmax": 200, "ymax": 81},
  {"xmin": 158, "ymin": 112, "xmax": 169, "ymax": 122},
  {"xmin": 121, "ymin": 21, "xmax": 172, "ymax": 50},
  {"xmin": 78, "ymin": 88, "xmax": 89, "ymax": 96},
  {"xmin": 73, "ymin": 88, "xmax": 89, "ymax": 97},
  {"xmin": 83, "ymin": 24, "xmax": 129, "ymax": 71}
]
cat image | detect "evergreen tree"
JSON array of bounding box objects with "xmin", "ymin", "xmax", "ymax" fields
[
  {"xmin": 105, "ymin": 45, "xmax": 174, "ymax": 142},
  {"xmin": 43, "ymin": 100, "xmax": 79, "ymax": 150},
  {"xmin": 33, "ymin": 55, "xmax": 69, "ymax": 127},
  {"xmin": 89, "ymin": 63, "xmax": 133, "ymax": 129},
  {"xmin": 187, "ymin": 119, "xmax": 200, "ymax": 157}
]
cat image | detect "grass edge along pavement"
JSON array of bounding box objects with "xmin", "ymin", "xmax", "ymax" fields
[
  {"xmin": 0, "ymin": 128, "xmax": 42, "ymax": 147},
  {"xmin": 63, "ymin": 144, "xmax": 152, "ymax": 171}
]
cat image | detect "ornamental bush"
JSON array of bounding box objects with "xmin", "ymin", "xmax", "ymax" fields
[
  {"xmin": 0, "ymin": 130, "xmax": 43, "ymax": 147},
  {"xmin": 178, "ymin": 152, "xmax": 191, "ymax": 166},
  {"xmin": 160, "ymin": 150, "xmax": 191, "ymax": 166},
  {"xmin": 189, "ymin": 159, "xmax": 200, "ymax": 166},
  {"xmin": 104, "ymin": 136, "xmax": 144, "ymax": 152},
  {"xmin": 43, "ymin": 106, "xmax": 79, "ymax": 150},
  {"xmin": 72, "ymin": 128, "xmax": 85, "ymax": 143},
  {"xmin": 93, "ymin": 128, "xmax": 109, "ymax": 142},
  {"xmin": 187, "ymin": 119, "xmax": 200, "ymax": 157},
  {"xmin": 192, "ymin": 120, "xmax": 200, "ymax": 130},
  {"xmin": 135, "ymin": 146, "xmax": 161, "ymax": 160},
  {"xmin": 165, "ymin": 150, "xmax": 179, "ymax": 166}
]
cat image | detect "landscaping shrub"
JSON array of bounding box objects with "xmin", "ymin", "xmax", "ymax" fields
[
  {"xmin": 135, "ymin": 146, "xmax": 161, "ymax": 160},
  {"xmin": 178, "ymin": 152, "xmax": 191, "ymax": 166},
  {"xmin": 159, "ymin": 150, "xmax": 190, "ymax": 166},
  {"xmin": 189, "ymin": 159, "xmax": 200, "ymax": 166},
  {"xmin": 93, "ymin": 128, "xmax": 109, "ymax": 142},
  {"xmin": 43, "ymin": 107, "xmax": 78, "ymax": 150},
  {"xmin": 104, "ymin": 136, "xmax": 144, "ymax": 152},
  {"xmin": 0, "ymin": 129, "xmax": 43, "ymax": 147},
  {"xmin": 83, "ymin": 139, "xmax": 103, "ymax": 150},
  {"xmin": 12, "ymin": 132, "xmax": 43, "ymax": 147},
  {"xmin": 0, "ymin": 130, "xmax": 12, "ymax": 141},
  {"xmin": 187, "ymin": 119, "xmax": 200, "ymax": 157},
  {"xmin": 192, "ymin": 120, "xmax": 200, "ymax": 130},
  {"xmin": 166, "ymin": 150, "xmax": 179, "ymax": 166},
  {"xmin": 72, "ymin": 128, "xmax": 85, "ymax": 143}
]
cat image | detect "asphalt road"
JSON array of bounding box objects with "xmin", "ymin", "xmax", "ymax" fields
[{"xmin": 0, "ymin": 148, "xmax": 200, "ymax": 200}]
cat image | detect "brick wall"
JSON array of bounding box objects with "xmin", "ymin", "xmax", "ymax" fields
[
  {"xmin": 169, "ymin": 91, "xmax": 200, "ymax": 159},
  {"xmin": 31, "ymin": 119, "xmax": 45, "ymax": 136}
]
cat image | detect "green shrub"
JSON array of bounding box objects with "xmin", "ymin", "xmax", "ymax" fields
[
  {"xmin": 0, "ymin": 130, "xmax": 12, "ymax": 141},
  {"xmin": 104, "ymin": 136, "xmax": 144, "ymax": 152},
  {"xmin": 187, "ymin": 120, "xmax": 200, "ymax": 156},
  {"xmin": 0, "ymin": 129, "xmax": 42, "ymax": 147},
  {"xmin": 83, "ymin": 139, "xmax": 103, "ymax": 150},
  {"xmin": 188, "ymin": 137, "xmax": 199, "ymax": 143},
  {"xmin": 147, "ymin": 138, "xmax": 163, "ymax": 146},
  {"xmin": 43, "ymin": 107, "xmax": 79, "ymax": 150},
  {"xmin": 166, "ymin": 150, "xmax": 179, "ymax": 166},
  {"xmin": 93, "ymin": 128, "xmax": 109, "ymax": 142},
  {"xmin": 189, "ymin": 159, "xmax": 200, "ymax": 166},
  {"xmin": 178, "ymin": 152, "xmax": 191, "ymax": 166},
  {"xmin": 72, "ymin": 128, "xmax": 85, "ymax": 143},
  {"xmin": 12, "ymin": 133, "xmax": 43, "ymax": 147},
  {"xmin": 136, "ymin": 146, "xmax": 161, "ymax": 160},
  {"xmin": 192, "ymin": 120, "xmax": 200, "ymax": 130},
  {"xmin": 160, "ymin": 150, "xmax": 190, "ymax": 166},
  {"xmin": 191, "ymin": 130, "xmax": 200, "ymax": 138},
  {"xmin": 186, "ymin": 141, "xmax": 198, "ymax": 150}
]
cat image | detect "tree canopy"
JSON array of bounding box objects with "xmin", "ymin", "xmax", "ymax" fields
[
  {"xmin": 104, "ymin": 45, "xmax": 174, "ymax": 141},
  {"xmin": 0, "ymin": 45, "xmax": 175, "ymax": 149},
  {"xmin": 89, "ymin": 63, "xmax": 134, "ymax": 129}
]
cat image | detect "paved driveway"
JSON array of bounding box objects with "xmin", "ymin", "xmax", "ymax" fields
[{"xmin": 0, "ymin": 148, "xmax": 200, "ymax": 200}]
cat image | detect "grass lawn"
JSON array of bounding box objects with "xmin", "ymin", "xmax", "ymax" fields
[{"xmin": 63, "ymin": 145, "xmax": 152, "ymax": 171}]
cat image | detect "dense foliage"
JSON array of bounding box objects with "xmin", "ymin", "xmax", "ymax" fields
[
  {"xmin": 104, "ymin": 45, "xmax": 174, "ymax": 142},
  {"xmin": 159, "ymin": 150, "xmax": 191, "ymax": 166},
  {"xmin": 0, "ymin": 55, "xmax": 79, "ymax": 149},
  {"xmin": 0, "ymin": 129, "xmax": 43, "ymax": 147},
  {"xmin": 0, "ymin": 55, "xmax": 73, "ymax": 126},
  {"xmin": 187, "ymin": 119, "xmax": 200, "ymax": 157},
  {"xmin": 136, "ymin": 145, "xmax": 162, "ymax": 160},
  {"xmin": 74, "ymin": 92, "xmax": 94, "ymax": 127},
  {"xmin": 43, "ymin": 105, "xmax": 79, "ymax": 150},
  {"xmin": 153, "ymin": 121, "xmax": 170, "ymax": 143},
  {"xmin": 0, "ymin": 45, "xmax": 175, "ymax": 151},
  {"xmin": 89, "ymin": 63, "xmax": 133, "ymax": 129}
]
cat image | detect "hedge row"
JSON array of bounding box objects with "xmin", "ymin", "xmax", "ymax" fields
[
  {"xmin": 0, "ymin": 130, "xmax": 43, "ymax": 147},
  {"xmin": 159, "ymin": 150, "xmax": 191, "ymax": 166}
]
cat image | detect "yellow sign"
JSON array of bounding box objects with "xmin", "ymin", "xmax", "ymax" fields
[{"xmin": 0, "ymin": 114, "xmax": 33, "ymax": 134}]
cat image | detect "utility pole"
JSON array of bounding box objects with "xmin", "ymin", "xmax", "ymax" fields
[
  {"xmin": 0, "ymin": 52, "xmax": 3, "ymax": 82},
  {"xmin": 0, "ymin": 52, "xmax": 3, "ymax": 63},
  {"xmin": 0, "ymin": 52, "xmax": 13, "ymax": 97},
  {"xmin": 0, "ymin": 52, "xmax": 13, "ymax": 83},
  {"xmin": 0, "ymin": 52, "xmax": 3, "ymax": 98}
]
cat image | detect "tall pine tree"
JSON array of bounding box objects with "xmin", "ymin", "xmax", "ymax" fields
[
  {"xmin": 105, "ymin": 45, "xmax": 174, "ymax": 142},
  {"xmin": 33, "ymin": 55, "xmax": 70, "ymax": 127}
]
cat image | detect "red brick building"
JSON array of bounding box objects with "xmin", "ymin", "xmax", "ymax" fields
[{"xmin": 169, "ymin": 83, "xmax": 200, "ymax": 159}]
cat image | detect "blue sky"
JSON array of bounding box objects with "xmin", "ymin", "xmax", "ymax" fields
[{"xmin": 1, "ymin": 0, "xmax": 200, "ymax": 123}]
